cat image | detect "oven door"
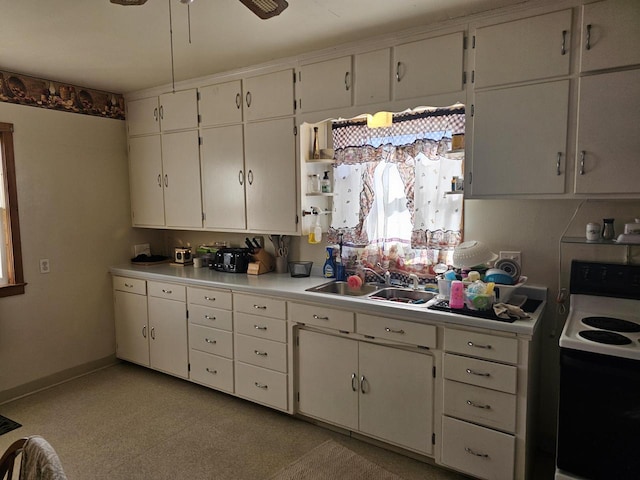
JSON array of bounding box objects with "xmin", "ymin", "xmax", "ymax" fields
[{"xmin": 557, "ymin": 348, "xmax": 640, "ymax": 480}]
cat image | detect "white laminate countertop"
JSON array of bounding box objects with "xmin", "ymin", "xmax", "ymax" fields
[{"xmin": 110, "ymin": 263, "xmax": 546, "ymax": 338}]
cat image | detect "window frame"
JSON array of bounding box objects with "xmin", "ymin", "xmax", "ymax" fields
[{"xmin": 0, "ymin": 122, "xmax": 26, "ymax": 297}]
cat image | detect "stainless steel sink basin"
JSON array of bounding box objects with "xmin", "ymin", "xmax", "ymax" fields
[
  {"xmin": 367, "ymin": 288, "xmax": 435, "ymax": 304},
  {"xmin": 306, "ymin": 280, "xmax": 380, "ymax": 296}
]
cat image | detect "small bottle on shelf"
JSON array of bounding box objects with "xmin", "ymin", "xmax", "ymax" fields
[{"xmin": 321, "ymin": 171, "xmax": 331, "ymax": 193}]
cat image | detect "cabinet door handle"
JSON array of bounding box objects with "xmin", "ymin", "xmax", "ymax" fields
[
  {"xmin": 254, "ymin": 350, "xmax": 268, "ymax": 356},
  {"xmin": 396, "ymin": 61, "xmax": 404, "ymax": 82},
  {"xmin": 254, "ymin": 382, "xmax": 268, "ymax": 390},
  {"xmin": 465, "ymin": 447, "xmax": 489, "ymax": 458},
  {"xmin": 253, "ymin": 304, "xmax": 267, "ymax": 310},
  {"xmin": 164, "ymin": 174, "xmax": 168, "ymax": 188},
  {"xmin": 466, "ymin": 368, "xmax": 491, "ymax": 377},
  {"xmin": 385, "ymin": 327, "xmax": 405, "ymax": 334},
  {"xmin": 238, "ymin": 170, "xmax": 244, "ymax": 186},
  {"xmin": 344, "ymin": 71, "xmax": 351, "ymax": 91},
  {"xmin": 159, "ymin": 105, "xmax": 164, "ymax": 120},
  {"xmin": 580, "ymin": 151, "xmax": 586, "ymax": 175},
  {"xmin": 467, "ymin": 341, "xmax": 492, "ymax": 350},
  {"xmin": 556, "ymin": 152, "xmax": 562, "ymax": 176},
  {"xmin": 247, "ymin": 169, "xmax": 254, "ymax": 185},
  {"xmin": 153, "ymin": 107, "xmax": 158, "ymax": 122},
  {"xmin": 467, "ymin": 400, "xmax": 491, "ymax": 410},
  {"xmin": 561, "ymin": 30, "xmax": 567, "ymax": 55},
  {"xmin": 313, "ymin": 314, "xmax": 329, "ymax": 320},
  {"xmin": 157, "ymin": 174, "xmax": 162, "ymax": 187},
  {"xmin": 150, "ymin": 327, "xmax": 155, "ymax": 340},
  {"xmin": 586, "ymin": 24, "xmax": 592, "ymax": 50},
  {"xmin": 205, "ymin": 338, "xmax": 216, "ymax": 344},
  {"xmin": 360, "ymin": 375, "xmax": 368, "ymax": 394},
  {"xmin": 235, "ymin": 92, "xmax": 241, "ymax": 109},
  {"xmin": 254, "ymin": 325, "xmax": 267, "ymax": 330},
  {"xmin": 142, "ymin": 325, "xmax": 147, "ymax": 338},
  {"xmin": 204, "ymin": 315, "xmax": 216, "ymax": 321},
  {"xmin": 351, "ymin": 373, "xmax": 358, "ymax": 392},
  {"xmin": 206, "ymin": 367, "xmax": 217, "ymax": 375},
  {"xmin": 245, "ymin": 91, "xmax": 252, "ymax": 108}
]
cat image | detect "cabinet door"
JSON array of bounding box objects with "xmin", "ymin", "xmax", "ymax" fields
[
  {"xmin": 470, "ymin": 80, "xmax": 569, "ymax": 196},
  {"xmin": 575, "ymin": 69, "xmax": 640, "ymax": 194},
  {"xmin": 243, "ymin": 69, "xmax": 294, "ymax": 121},
  {"xmin": 393, "ymin": 32, "xmax": 464, "ymax": 100},
  {"xmin": 158, "ymin": 89, "xmax": 199, "ymax": 131},
  {"xmin": 161, "ymin": 130, "xmax": 203, "ymax": 228},
  {"xmin": 148, "ymin": 296, "xmax": 188, "ymax": 378},
  {"xmin": 199, "ymin": 80, "xmax": 243, "ymax": 127},
  {"xmin": 201, "ymin": 125, "xmax": 247, "ymax": 230},
  {"xmin": 355, "ymin": 49, "xmax": 391, "ymax": 106},
  {"xmin": 298, "ymin": 56, "xmax": 352, "ymax": 113},
  {"xmin": 359, "ymin": 343, "xmax": 434, "ymax": 455},
  {"xmin": 244, "ymin": 118, "xmax": 297, "ymax": 233},
  {"xmin": 128, "ymin": 135, "xmax": 165, "ymax": 227},
  {"xmin": 127, "ymin": 97, "xmax": 160, "ymax": 136},
  {"xmin": 114, "ymin": 290, "xmax": 149, "ymax": 366},
  {"xmin": 581, "ymin": 0, "xmax": 640, "ymax": 72},
  {"xmin": 297, "ymin": 330, "xmax": 358, "ymax": 430},
  {"xmin": 474, "ymin": 9, "xmax": 572, "ymax": 88}
]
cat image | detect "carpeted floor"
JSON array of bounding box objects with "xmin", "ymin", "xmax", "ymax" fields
[{"xmin": 0, "ymin": 362, "xmax": 553, "ymax": 479}]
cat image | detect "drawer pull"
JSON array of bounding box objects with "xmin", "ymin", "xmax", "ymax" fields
[
  {"xmin": 313, "ymin": 314, "xmax": 329, "ymax": 320},
  {"xmin": 465, "ymin": 447, "xmax": 489, "ymax": 458},
  {"xmin": 161, "ymin": 288, "xmax": 173, "ymax": 294},
  {"xmin": 385, "ymin": 327, "xmax": 405, "ymax": 334},
  {"xmin": 253, "ymin": 304, "xmax": 267, "ymax": 310},
  {"xmin": 204, "ymin": 296, "xmax": 216, "ymax": 301},
  {"xmin": 204, "ymin": 315, "xmax": 216, "ymax": 320},
  {"xmin": 124, "ymin": 283, "xmax": 133, "ymax": 288},
  {"xmin": 254, "ymin": 325, "xmax": 267, "ymax": 330},
  {"xmin": 205, "ymin": 368, "xmax": 217, "ymax": 375},
  {"xmin": 254, "ymin": 350, "xmax": 268, "ymax": 357},
  {"xmin": 466, "ymin": 368, "xmax": 491, "ymax": 377},
  {"xmin": 255, "ymin": 382, "xmax": 268, "ymax": 390},
  {"xmin": 351, "ymin": 373, "xmax": 358, "ymax": 392},
  {"xmin": 467, "ymin": 400, "xmax": 491, "ymax": 410},
  {"xmin": 467, "ymin": 341, "xmax": 491, "ymax": 349},
  {"xmin": 205, "ymin": 338, "xmax": 217, "ymax": 344}
]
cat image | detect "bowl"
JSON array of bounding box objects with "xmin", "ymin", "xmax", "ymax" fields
[
  {"xmin": 452, "ymin": 241, "xmax": 498, "ymax": 268},
  {"xmin": 464, "ymin": 291, "xmax": 495, "ymax": 311},
  {"xmin": 289, "ymin": 261, "xmax": 313, "ymax": 278}
]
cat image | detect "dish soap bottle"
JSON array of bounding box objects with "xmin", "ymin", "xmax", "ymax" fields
[
  {"xmin": 321, "ymin": 171, "xmax": 331, "ymax": 193},
  {"xmin": 323, "ymin": 247, "xmax": 335, "ymax": 278}
]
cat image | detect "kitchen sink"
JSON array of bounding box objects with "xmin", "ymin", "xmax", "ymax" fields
[
  {"xmin": 367, "ymin": 288, "xmax": 435, "ymax": 304},
  {"xmin": 306, "ymin": 280, "xmax": 381, "ymax": 296}
]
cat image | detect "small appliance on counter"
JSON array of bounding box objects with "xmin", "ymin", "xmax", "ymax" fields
[
  {"xmin": 173, "ymin": 247, "xmax": 192, "ymax": 265},
  {"xmin": 210, "ymin": 248, "xmax": 251, "ymax": 273}
]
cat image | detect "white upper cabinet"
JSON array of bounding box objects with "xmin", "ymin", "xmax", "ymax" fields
[
  {"xmin": 127, "ymin": 96, "xmax": 160, "ymax": 136},
  {"xmin": 127, "ymin": 90, "xmax": 198, "ymax": 136},
  {"xmin": 470, "ymin": 80, "xmax": 569, "ymax": 196},
  {"xmin": 580, "ymin": 0, "xmax": 640, "ymax": 72},
  {"xmin": 199, "ymin": 80, "xmax": 243, "ymax": 127},
  {"xmin": 393, "ymin": 32, "xmax": 464, "ymax": 100},
  {"xmin": 297, "ymin": 56, "xmax": 353, "ymax": 113},
  {"xmin": 243, "ymin": 69, "xmax": 295, "ymax": 122},
  {"xmin": 473, "ymin": 9, "xmax": 572, "ymax": 88},
  {"xmin": 575, "ymin": 69, "xmax": 640, "ymax": 194},
  {"xmin": 128, "ymin": 135, "xmax": 164, "ymax": 226},
  {"xmin": 354, "ymin": 48, "xmax": 391, "ymax": 106}
]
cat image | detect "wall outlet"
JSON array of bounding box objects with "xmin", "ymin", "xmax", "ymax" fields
[
  {"xmin": 499, "ymin": 251, "xmax": 522, "ymax": 266},
  {"xmin": 39, "ymin": 258, "xmax": 50, "ymax": 274}
]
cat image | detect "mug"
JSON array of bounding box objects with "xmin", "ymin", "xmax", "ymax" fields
[{"xmin": 586, "ymin": 222, "xmax": 600, "ymax": 241}]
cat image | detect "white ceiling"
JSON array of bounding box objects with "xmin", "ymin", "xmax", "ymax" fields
[{"xmin": 0, "ymin": 0, "xmax": 528, "ymax": 94}]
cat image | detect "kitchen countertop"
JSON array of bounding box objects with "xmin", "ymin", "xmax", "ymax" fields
[{"xmin": 110, "ymin": 263, "xmax": 546, "ymax": 338}]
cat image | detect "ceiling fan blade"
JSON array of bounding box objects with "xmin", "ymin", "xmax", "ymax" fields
[
  {"xmin": 238, "ymin": 0, "xmax": 288, "ymax": 19},
  {"xmin": 110, "ymin": 0, "xmax": 148, "ymax": 5}
]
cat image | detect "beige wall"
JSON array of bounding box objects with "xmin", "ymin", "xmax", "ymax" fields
[{"xmin": 0, "ymin": 102, "xmax": 160, "ymax": 401}]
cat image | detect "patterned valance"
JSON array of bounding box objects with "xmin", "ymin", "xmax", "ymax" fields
[{"xmin": 0, "ymin": 70, "xmax": 125, "ymax": 120}]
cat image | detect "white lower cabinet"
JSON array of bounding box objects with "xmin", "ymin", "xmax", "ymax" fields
[
  {"xmin": 296, "ymin": 328, "xmax": 434, "ymax": 455},
  {"xmin": 113, "ymin": 276, "xmax": 149, "ymax": 366}
]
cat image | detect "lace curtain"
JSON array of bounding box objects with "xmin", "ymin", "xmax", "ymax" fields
[{"xmin": 328, "ymin": 106, "xmax": 464, "ymax": 275}]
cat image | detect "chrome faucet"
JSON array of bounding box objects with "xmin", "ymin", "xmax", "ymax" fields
[{"xmin": 361, "ymin": 267, "xmax": 391, "ymax": 286}]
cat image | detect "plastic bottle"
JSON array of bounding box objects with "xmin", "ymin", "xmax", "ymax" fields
[
  {"xmin": 323, "ymin": 247, "xmax": 335, "ymax": 278},
  {"xmin": 321, "ymin": 171, "xmax": 331, "ymax": 193},
  {"xmin": 449, "ymin": 280, "xmax": 465, "ymax": 309}
]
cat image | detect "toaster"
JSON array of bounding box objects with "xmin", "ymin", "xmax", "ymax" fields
[
  {"xmin": 174, "ymin": 247, "xmax": 192, "ymax": 264},
  {"xmin": 210, "ymin": 248, "xmax": 251, "ymax": 273}
]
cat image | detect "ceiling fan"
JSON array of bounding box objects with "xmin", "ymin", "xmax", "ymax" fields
[{"xmin": 110, "ymin": 0, "xmax": 289, "ymax": 19}]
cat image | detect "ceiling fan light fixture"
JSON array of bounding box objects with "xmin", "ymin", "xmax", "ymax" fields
[
  {"xmin": 110, "ymin": 0, "xmax": 148, "ymax": 5},
  {"xmin": 239, "ymin": 0, "xmax": 288, "ymax": 19}
]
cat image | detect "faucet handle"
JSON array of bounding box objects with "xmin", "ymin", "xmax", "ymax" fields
[{"xmin": 408, "ymin": 273, "xmax": 419, "ymax": 290}]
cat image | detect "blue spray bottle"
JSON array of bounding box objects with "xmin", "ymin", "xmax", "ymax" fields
[{"xmin": 323, "ymin": 247, "xmax": 335, "ymax": 278}]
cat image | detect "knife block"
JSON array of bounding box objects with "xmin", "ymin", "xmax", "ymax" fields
[{"xmin": 247, "ymin": 248, "xmax": 275, "ymax": 275}]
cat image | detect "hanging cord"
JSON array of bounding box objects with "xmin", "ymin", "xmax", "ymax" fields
[
  {"xmin": 168, "ymin": 0, "xmax": 176, "ymax": 93},
  {"xmin": 187, "ymin": 3, "xmax": 192, "ymax": 44}
]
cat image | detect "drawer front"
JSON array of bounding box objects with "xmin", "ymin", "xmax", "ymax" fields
[
  {"xmin": 113, "ymin": 276, "xmax": 146, "ymax": 295},
  {"xmin": 189, "ymin": 324, "xmax": 233, "ymax": 359},
  {"xmin": 235, "ymin": 362, "xmax": 288, "ymax": 410},
  {"xmin": 288, "ymin": 302, "xmax": 354, "ymax": 332},
  {"xmin": 147, "ymin": 281, "xmax": 186, "ymax": 302},
  {"xmin": 189, "ymin": 349, "xmax": 234, "ymax": 393},
  {"xmin": 441, "ymin": 416, "xmax": 515, "ymax": 480},
  {"xmin": 235, "ymin": 312, "xmax": 286, "ymax": 343},
  {"xmin": 234, "ymin": 293, "xmax": 286, "ymax": 320},
  {"xmin": 187, "ymin": 286, "xmax": 232, "ymax": 310},
  {"xmin": 443, "ymin": 380, "xmax": 517, "ymax": 433},
  {"xmin": 235, "ymin": 334, "xmax": 287, "ymax": 373},
  {"xmin": 189, "ymin": 304, "xmax": 233, "ymax": 331},
  {"xmin": 356, "ymin": 314, "xmax": 436, "ymax": 348},
  {"xmin": 443, "ymin": 353, "xmax": 517, "ymax": 394},
  {"xmin": 445, "ymin": 329, "xmax": 518, "ymax": 364}
]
